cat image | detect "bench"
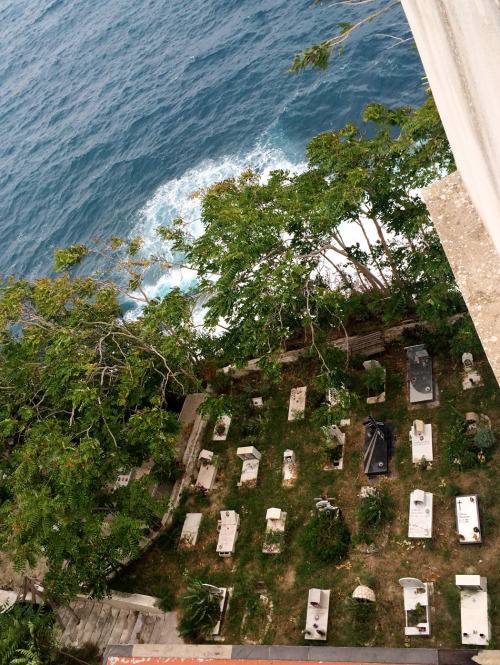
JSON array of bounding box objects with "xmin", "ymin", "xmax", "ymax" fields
[{"xmin": 342, "ymin": 331, "xmax": 386, "ymax": 357}]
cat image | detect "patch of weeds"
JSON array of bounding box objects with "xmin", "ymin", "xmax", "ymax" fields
[
  {"xmin": 482, "ymin": 512, "xmax": 495, "ymax": 538},
  {"xmin": 446, "ymin": 482, "xmax": 462, "ymax": 497},
  {"xmin": 357, "ymin": 488, "xmax": 395, "ymax": 529},
  {"xmin": 302, "ymin": 512, "xmax": 350, "ymax": 563},
  {"xmin": 154, "ymin": 582, "xmax": 175, "ymax": 611}
]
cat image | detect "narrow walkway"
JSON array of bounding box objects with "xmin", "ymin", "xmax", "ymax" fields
[{"xmin": 58, "ymin": 600, "xmax": 182, "ymax": 653}]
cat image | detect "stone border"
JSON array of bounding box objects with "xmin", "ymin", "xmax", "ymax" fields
[{"xmin": 104, "ymin": 643, "xmax": 480, "ymax": 665}]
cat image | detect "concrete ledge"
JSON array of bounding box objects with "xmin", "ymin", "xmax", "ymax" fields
[
  {"xmin": 79, "ymin": 590, "xmax": 165, "ymax": 615},
  {"xmin": 423, "ymin": 171, "xmax": 500, "ymax": 386}
]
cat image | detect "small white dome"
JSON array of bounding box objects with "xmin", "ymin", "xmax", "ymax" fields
[{"xmin": 352, "ymin": 585, "xmax": 376, "ymax": 602}]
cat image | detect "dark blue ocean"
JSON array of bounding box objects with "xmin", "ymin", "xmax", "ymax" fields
[{"xmin": 0, "ymin": 0, "xmax": 425, "ymax": 309}]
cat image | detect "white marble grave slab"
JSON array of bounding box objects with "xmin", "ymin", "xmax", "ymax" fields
[
  {"xmin": 179, "ymin": 513, "xmax": 202, "ymax": 547},
  {"xmin": 197, "ymin": 463, "xmax": 217, "ymax": 491},
  {"xmin": 288, "ymin": 387, "xmax": 307, "ymax": 421},
  {"xmin": 282, "ymin": 449, "xmax": 297, "ymax": 486},
  {"xmin": 305, "ymin": 588, "xmax": 330, "ymax": 640},
  {"xmin": 456, "ymin": 495, "xmax": 482, "ymax": 544},
  {"xmin": 409, "ymin": 423, "xmax": 433, "ymax": 463},
  {"xmin": 456, "ymin": 575, "xmax": 490, "ymax": 646},
  {"xmin": 213, "ymin": 415, "xmax": 231, "ymax": 441},
  {"xmin": 216, "ymin": 510, "xmax": 240, "ymax": 556},
  {"xmin": 408, "ymin": 489, "xmax": 433, "ymax": 538},
  {"xmin": 399, "ymin": 578, "xmax": 431, "ymax": 636},
  {"xmin": 262, "ymin": 508, "xmax": 287, "ymax": 554}
]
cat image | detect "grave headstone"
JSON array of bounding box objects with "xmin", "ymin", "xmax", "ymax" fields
[
  {"xmin": 236, "ymin": 446, "xmax": 261, "ymax": 486},
  {"xmin": 216, "ymin": 510, "xmax": 240, "ymax": 557},
  {"xmin": 455, "ymin": 495, "xmax": 482, "ymax": 544},
  {"xmin": 201, "ymin": 584, "xmax": 228, "ymax": 638},
  {"xmin": 406, "ymin": 344, "xmax": 434, "ymax": 403},
  {"xmin": 288, "ymin": 386, "xmax": 307, "ymax": 421},
  {"xmin": 408, "ymin": 489, "xmax": 433, "ymax": 539},
  {"xmin": 462, "ymin": 353, "xmax": 483, "ymax": 390},
  {"xmin": 252, "ymin": 397, "xmax": 263, "ymax": 408},
  {"xmin": 409, "ymin": 420, "xmax": 433, "ymax": 464},
  {"xmin": 282, "ymin": 449, "xmax": 297, "ymax": 487},
  {"xmin": 398, "ymin": 577, "xmax": 431, "ymax": 636},
  {"xmin": 196, "ymin": 449, "xmax": 217, "ymax": 491},
  {"xmin": 262, "ymin": 507, "xmax": 287, "ymax": 554},
  {"xmin": 213, "ymin": 415, "xmax": 231, "ymax": 441},
  {"xmin": 314, "ymin": 496, "xmax": 340, "ymax": 517},
  {"xmin": 179, "ymin": 513, "xmax": 203, "ymax": 548},
  {"xmin": 114, "ymin": 468, "xmax": 132, "ymax": 490},
  {"xmin": 456, "ymin": 575, "xmax": 490, "ymax": 646},
  {"xmin": 363, "ymin": 416, "xmax": 393, "ymax": 477},
  {"xmin": 304, "ymin": 588, "xmax": 330, "ymax": 640}
]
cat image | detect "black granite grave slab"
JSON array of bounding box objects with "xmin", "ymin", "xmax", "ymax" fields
[
  {"xmin": 406, "ymin": 344, "xmax": 434, "ymax": 403},
  {"xmin": 363, "ymin": 417, "xmax": 394, "ymax": 477}
]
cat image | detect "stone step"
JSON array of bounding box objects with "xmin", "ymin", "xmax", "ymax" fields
[
  {"xmin": 65, "ymin": 601, "xmax": 95, "ymax": 648},
  {"xmin": 79, "ymin": 602, "xmax": 103, "ymax": 646},
  {"xmin": 149, "ymin": 615, "xmax": 165, "ymax": 643},
  {"xmin": 128, "ymin": 613, "xmax": 146, "ymax": 644},
  {"xmin": 97, "ymin": 606, "xmax": 121, "ymax": 650},
  {"xmin": 119, "ymin": 610, "xmax": 139, "ymax": 644},
  {"xmin": 107, "ymin": 609, "xmax": 131, "ymax": 646},
  {"xmin": 138, "ymin": 614, "xmax": 157, "ymax": 644}
]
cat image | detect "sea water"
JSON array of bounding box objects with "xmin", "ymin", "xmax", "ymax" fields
[{"xmin": 0, "ymin": 0, "xmax": 425, "ymax": 307}]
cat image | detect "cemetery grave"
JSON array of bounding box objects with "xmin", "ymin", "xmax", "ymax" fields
[
  {"xmin": 398, "ymin": 577, "xmax": 431, "ymax": 636},
  {"xmin": 213, "ymin": 415, "xmax": 231, "ymax": 441},
  {"xmin": 112, "ymin": 342, "xmax": 500, "ymax": 650},
  {"xmin": 363, "ymin": 360, "xmax": 386, "ymax": 404},
  {"xmin": 282, "ymin": 449, "xmax": 297, "ymax": 486},
  {"xmin": 304, "ymin": 588, "xmax": 330, "ymax": 640},
  {"xmin": 455, "ymin": 495, "xmax": 482, "ymax": 544},
  {"xmin": 362, "ymin": 416, "xmax": 394, "ymax": 478},
  {"xmin": 179, "ymin": 513, "xmax": 203, "ymax": 548},
  {"xmin": 288, "ymin": 386, "xmax": 307, "ymax": 420},
  {"xmin": 408, "ymin": 489, "xmax": 433, "ymax": 539},
  {"xmin": 236, "ymin": 446, "xmax": 261, "ymax": 487},
  {"xmin": 455, "ymin": 575, "xmax": 490, "ymax": 646},
  {"xmin": 262, "ymin": 507, "xmax": 287, "ymax": 554},
  {"xmin": 196, "ymin": 450, "xmax": 218, "ymax": 491},
  {"xmin": 405, "ymin": 344, "xmax": 435, "ymax": 404},
  {"xmin": 461, "ymin": 353, "xmax": 483, "ymax": 390},
  {"xmin": 216, "ymin": 510, "xmax": 240, "ymax": 557},
  {"xmin": 409, "ymin": 420, "xmax": 433, "ymax": 465}
]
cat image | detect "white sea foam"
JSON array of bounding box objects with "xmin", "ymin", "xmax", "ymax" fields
[{"xmin": 125, "ymin": 143, "xmax": 307, "ymax": 320}]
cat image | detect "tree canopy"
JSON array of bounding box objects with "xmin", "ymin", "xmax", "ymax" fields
[
  {"xmin": 0, "ymin": 242, "xmax": 203, "ymax": 602},
  {"xmin": 164, "ymin": 96, "xmax": 458, "ymax": 374}
]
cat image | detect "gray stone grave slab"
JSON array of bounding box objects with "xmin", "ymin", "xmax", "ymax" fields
[
  {"xmin": 179, "ymin": 513, "xmax": 202, "ymax": 548},
  {"xmin": 288, "ymin": 387, "xmax": 307, "ymax": 421}
]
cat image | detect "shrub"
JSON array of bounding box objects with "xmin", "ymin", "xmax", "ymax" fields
[
  {"xmin": 178, "ymin": 580, "xmax": 221, "ymax": 640},
  {"xmin": 302, "ymin": 512, "xmax": 350, "ymax": 563},
  {"xmin": 443, "ymin": 417, "xmax": 488, "ymax": 471},
  {"xmin": 154, "ymin": 585, "xmax": 175, "ymax": 612},
  {"xmin": 362, "ymin": 363, "xmax": 385, "ymax": 394},
  {"xmin": 448, "ymin": 315, "xmax": 483, "ymax": 359},
  {"xmin": 472, "ymin": 427, "xmax": 496, "ymax": 450},
  {"xmin": 357, "ymin": 489, "xmax": 395, "ymax": 528}
]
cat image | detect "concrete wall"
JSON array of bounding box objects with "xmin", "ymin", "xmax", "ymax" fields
[{"xmin": 401, "ymin": 0, "xmax": 500, "ymax": 258}]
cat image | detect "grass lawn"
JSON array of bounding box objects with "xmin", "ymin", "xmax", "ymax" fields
[{"xmin": 113, "ymin": 340, "xmax": 500, "ymax": 649}]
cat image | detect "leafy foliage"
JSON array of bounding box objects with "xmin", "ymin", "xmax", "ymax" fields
[
  {"xmin": 357, "ymin": 488, "xmax": 395, "ymax": 528},
  {"xmin": 472, "ymin": 427, "xmax": 496, "ymax": 451},
  {"xmin": 442, "ymin": 417, "xmax": 492, "ymax": 471},
  {"xmin": 302, "ymin": 511, "xmax": 350, "ymax": 563},
  {"xmin": 0, "ymin": 261, "xmax": 202, "ymax": 601},
  {"xmin": 178, "ymin": 580, "xmax": 221, "ymax": 639}
]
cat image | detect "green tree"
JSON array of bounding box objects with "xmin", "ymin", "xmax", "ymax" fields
[
  {"xmin": 166, "ymin": 96, "xmax": 457, "ymax": 370},
  {"xmin": 0, "ymin": 243, "xmax": 203, "ymax": 602},
  {"xmin": 289, "ymin": 0, "xmax": 405, "ymax": 74}
]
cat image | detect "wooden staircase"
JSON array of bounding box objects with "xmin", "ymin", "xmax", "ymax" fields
[{"xmin": 57, "ymin": 600, "xmax": 182, "ymax": 652}]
